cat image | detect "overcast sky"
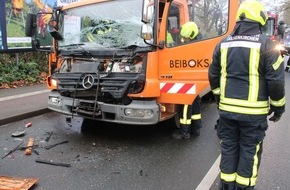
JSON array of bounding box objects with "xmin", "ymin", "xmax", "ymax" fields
[{"xmin": 261, "ymin": 0, "xmax": 284, "ymax": 12}]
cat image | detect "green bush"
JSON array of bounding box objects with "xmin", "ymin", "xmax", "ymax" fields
[{"xmin": 0, "ymin": 52, "xmax": 48, "ymax": 87}]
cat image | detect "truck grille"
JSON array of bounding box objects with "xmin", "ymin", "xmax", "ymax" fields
[{"xmin": 52, "ymin": 72, "xmax": 144, "ymax": 100}]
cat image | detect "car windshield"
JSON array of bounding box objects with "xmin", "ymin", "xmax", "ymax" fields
[
  {"xmin": 59, "ymin": 0, "xmax": 147, "ymax": 49},
  {"xmin": 284, "ymin": 33, "xmax": 290, "ymax": 47},
  {"xmin": 261, "ymin": 19, "xmax": 274, "ymax": 37}
]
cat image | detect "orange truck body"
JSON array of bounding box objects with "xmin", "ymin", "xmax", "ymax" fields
[{"xmin": 30, "ymin": 0, "xmax": 239, "ymax": 126}]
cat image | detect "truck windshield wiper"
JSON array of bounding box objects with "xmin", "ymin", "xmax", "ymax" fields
[
  {"xmin": 120, "ymin": 45, "xmax": 139, "ymax": 50},
  {"xmin": 60, "ymin": 43, "xmax": 85, "ymax": 48},
  {"xmin": 60, "ymin": 44, "xmax": 92, "ymax": 55}
]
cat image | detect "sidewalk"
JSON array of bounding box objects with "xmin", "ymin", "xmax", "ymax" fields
[{"xmin": 0, "ymin": 84, "xmax": 51, "ymax": 126}]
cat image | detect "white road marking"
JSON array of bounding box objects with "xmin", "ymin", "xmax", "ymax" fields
[
  {"xmin": 0, "ymin": 90, "xmax": 50, "ymax": 102},
  {"xmin": 195, "ymin": 154, "xmax": 221, "ymax": 190}
]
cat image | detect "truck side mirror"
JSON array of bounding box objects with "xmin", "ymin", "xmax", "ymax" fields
[
  {"xmin": 141, "ymin": 24, "xmax": 153, "ymax": 40},
  {"xmin": 48, "ymin": 25, "xmax": 64, "ymax": 41},
  {"xmin": 25, "ymin": 13, "xmax": 37, "ymax": 37}
]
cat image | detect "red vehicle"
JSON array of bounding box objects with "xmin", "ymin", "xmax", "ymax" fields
[{"xmin": 261, "ymin": 13, "xmax": 279, "ymax": 41}]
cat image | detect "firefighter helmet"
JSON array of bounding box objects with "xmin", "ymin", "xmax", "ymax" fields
[
  {"xmin": 236, "ymin": 0, "xmax": 268, "ymax": 26},
  {"xmin": 180, "ymin": 22, "xmax": 199, "ymax": 40},
  {"xmin": 279, "ymin": 20, "xmax": 285, "ymax": 25}
]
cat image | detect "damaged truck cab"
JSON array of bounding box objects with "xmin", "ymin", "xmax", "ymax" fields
[{"xmin": 26, "ymin": 0, "xmax": 238, "ymax": 126}]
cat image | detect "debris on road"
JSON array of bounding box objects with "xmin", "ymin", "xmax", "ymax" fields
[
  {"xmin": 0, "ymin": 176, "xmax": 38, "ymax": 190},
  {"xmin": 11, "ymin": 130, "xmax": 26, "ymax": 137},
  {"xmin": 25, "ymin": 122, "xmax": 32, "ymax": 128},
  {"xmin": 44, "ymin": 140, "xmax": 69, "ymax": 150},
  {"xmin": 45, "ymin": 131, "xmax": 53, "ymax": 142},
  {"xmin": 66, "ymin": 117, "xmax": 72, "ymax": 127},
  {"xmin": 35, "ymin": 158, "xmax": 71, "ymax": 167},
  {"xmin": 25, "ymin": 138, "xmax": 34, "ymax": 155},
  {"xmin": 32, "ymin": 149, "xmax": 39, "ymax": 155},
  {"xmin": 11, "ymin": 122, "xmax": 33, "ymax": 137},
  {"xmin": 2, "ymin": 142, "xmax": 24, "ymax": 159}
]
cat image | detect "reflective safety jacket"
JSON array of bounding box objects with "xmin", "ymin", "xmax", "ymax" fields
[{"xmin": 209, "ymin": 22, "xmax": 285, "ymax": 117}]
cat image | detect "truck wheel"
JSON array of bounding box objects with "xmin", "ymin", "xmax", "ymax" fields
[
  {"xmin": 81, "ymin": 118, "xmax": 94, "ymax": 133},
  {"xmin": 162, "ymin": 113, "xmax": 180, "ymax": 129},
  {"xmin": 174, "ymin": 113, "xmax": 180, "ymax": 128}
]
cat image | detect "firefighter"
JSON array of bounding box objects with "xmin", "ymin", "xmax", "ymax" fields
[
  {"xmin": 277, "ymin": 20, "xmax": 285, "ymax": 40},
  {"xmin": 284, "ymin": 28, "xmax": 290, "ymax": 72},
  {"xmin": 209, "ymin": 1, "xmax": 285, "ymax": 189},
  {"xmin": 166, "ymin": 31, "xmax": 174, "ymax": 46},
  {"xmin": 286, "ymin": 56, "xmax": 290, "ymax": 72},
  {"xmin": 172, "ymin": 22, "xmax": 202, "ymax": 139}
]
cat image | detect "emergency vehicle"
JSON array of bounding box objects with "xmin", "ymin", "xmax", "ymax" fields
[
  {"xmin": 26, "ymin": 0, "xmax": 239, "ymax": 127},
  {"xmin": 261, "ymin": 12, "xmax": 279, "ymax": 41}
]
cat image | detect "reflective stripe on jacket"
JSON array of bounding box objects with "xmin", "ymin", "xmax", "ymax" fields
[{"xmin": 209, "ymin": 24, "xmax": 285, "ymax": 115}]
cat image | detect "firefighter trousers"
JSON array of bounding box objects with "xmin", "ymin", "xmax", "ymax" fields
[
  {"xmin": 285, "ymin": 57, "xmax": 290, "ymax": 72},
  {"xmin": 179, "ymin": 96, "xmax": 202, "ymax": 130},
  {"xmin": 217, "ymin": 115, "xmax": 268, "ymax": 189}
]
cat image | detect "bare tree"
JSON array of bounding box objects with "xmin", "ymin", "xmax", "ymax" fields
[
  {"xmin": 279, "ymin": 0, "xmax": 290, "ymax": 25},
  {"xmin": 193, "ymin": 0, "xmax": 228, "ymax": 33}
]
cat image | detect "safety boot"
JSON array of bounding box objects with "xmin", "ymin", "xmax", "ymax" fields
[
  {"xmin": 172, "ymin": 125, "xmax": 190, "ymax": 139},
  {"xmin": 190, "ymin": 120, "xmax": 201, "ymax": 137},
  {"xmin": 236, "ymin": 186, "xmax": 255, "ymax": 190},
  {"xmin": 190, "ymin": 126, "xmax": 200, "ymax": 136},
  {"xmin": 219, "ymin": 181, "xmax": 236, "ymax": 190}
]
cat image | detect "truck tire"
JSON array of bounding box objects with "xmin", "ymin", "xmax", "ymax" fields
[{"xmin": 81, "ymin": 118, "xmax": 94, "ymax": 133}]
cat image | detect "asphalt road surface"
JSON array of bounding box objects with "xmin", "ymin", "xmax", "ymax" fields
[
  {"xmin": 0, "ymin": 98, "xmax": 221, "ymax": 190},
  {"xmin": 0, "ymin": 58, "xmax": 290, "ymax": 190}
]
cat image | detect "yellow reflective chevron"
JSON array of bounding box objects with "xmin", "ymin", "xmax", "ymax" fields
[
  {"xmin": 180, "ymin": 105, "xmax": 191, "ymax": 125},
  {"xmin": 252, "ymin": 141, "xmax": 261, "ymax": 183},
  {"xmin": 272, "ymin": 55, "xmax": 284, "ymax": 70},
  {"xmin": 212, "ymin": 87, "xmax": 220, "ymax": 95},
  {"xmin": 219, "ymin": 103, "xmax": 269, "ymax": 115},
  {"xmin": 270, "ymin": 96, "xmax": 286, "ymax": 107},
  {"xmin": 235, "ymin": 142, "xmax": 261, "ymax": 187},
  {"xmin": 166, "ymin": 32, "xmax": 174, "ymax": 44},
  {"xmin": 248, "ymin": 47, "xmax": 260, "ymax": 102},
  {"xmin": 220, "ymin": 172, "xmax": 236, "ymax": 182},
  {"xmin": 191, "ymin": 114, "xmax": 201, "ymax": 120},
  {"xmin": 87, "ymin": 32, "xmax": 95, "ymax": 42},
  {"xmin": 221, "ymin": 98, "xmax": 268, "ymax": 108},
  {"xmin": 218, "ymin": 40, "xmax": 273, "ymax": 115},
  {"xmin": 180, "ymin": 119, "xmax": 191, "ymax": 125},
  {"xmin": 236, "ymin": 174, "xmax": 256, "ymax": 186},
  {"xmin": 220, "ymin": 47, "xmax": 228, "ymax": 101}
]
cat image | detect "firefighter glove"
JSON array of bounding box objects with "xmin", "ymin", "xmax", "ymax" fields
[{"xmin": 268, "ymin": 109, "xmax": 282, "ymax": 122}]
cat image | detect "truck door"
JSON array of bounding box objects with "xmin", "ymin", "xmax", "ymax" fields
[{"xmin": 157, "ymin": 0, "xmax": 236, "ymax": 105}]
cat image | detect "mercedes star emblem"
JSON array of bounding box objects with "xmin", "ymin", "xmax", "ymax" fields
[{"xmin": 82, "ymin": 74, "xmax": 94, "ymax": 89}]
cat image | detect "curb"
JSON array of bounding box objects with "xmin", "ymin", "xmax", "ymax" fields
[{"xmin": 0, "ymin": 108, "xmax": 51, "ymax": 126}]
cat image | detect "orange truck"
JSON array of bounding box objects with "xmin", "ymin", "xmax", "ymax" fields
[{"xmin": 26, "ymin": 0, "xmax": 239, "ymax": 126}]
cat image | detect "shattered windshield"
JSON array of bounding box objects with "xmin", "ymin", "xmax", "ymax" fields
[{"xmin": 60, "ymin": 0, "xmax": 147, "ymax": 49}]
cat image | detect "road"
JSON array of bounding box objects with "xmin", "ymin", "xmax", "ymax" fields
[
  {"xmin": 0, "ymin": 59, "xmax": 290, "ymax": 190},
  {"xmin": 0, "ymin": 101, "xmax": 221, "ymax": 190}
]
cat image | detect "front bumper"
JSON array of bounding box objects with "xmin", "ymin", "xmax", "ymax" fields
[{"xmin": 48, "ymin": 91, "xmax": 160, "ymax": 125}]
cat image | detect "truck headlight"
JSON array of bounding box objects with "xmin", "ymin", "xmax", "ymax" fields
[
  {"xmin": 51, "ymin": 97, "xmax": 61, "ymax": 105},
  {"xmin": 51, "ymin": 79, "xmax": 58, "ymax": 88},
  {"xmin": 128, "ymin": 80, "xmax": 145, "ymax": 94},
  {"xmin": 124, "ymin": 108, "xmax": 153, "ymax": 118}
]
